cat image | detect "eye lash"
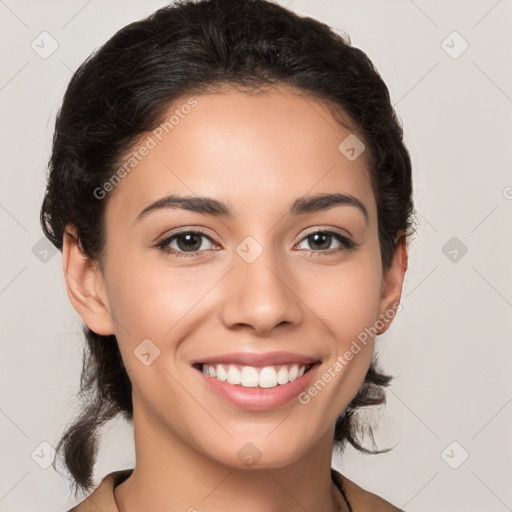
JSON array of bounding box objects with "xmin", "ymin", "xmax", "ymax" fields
[{"xmin": 333, "ymin": 232, "xmax": 356, "ymax": 249}]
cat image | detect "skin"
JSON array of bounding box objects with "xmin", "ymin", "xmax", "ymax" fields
[{"xmin": 63, "ymin": 85, "xmax": 407, "ymax": 512}]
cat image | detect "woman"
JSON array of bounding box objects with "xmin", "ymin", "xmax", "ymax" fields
[{"xmin": 41, "ymin": 0, "xmax": 414, "ymax": 510}]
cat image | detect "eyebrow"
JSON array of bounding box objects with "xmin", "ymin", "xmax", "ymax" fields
[{"xmin": 135, "ymin": 192, "xmax": 369, "ymax": 224}]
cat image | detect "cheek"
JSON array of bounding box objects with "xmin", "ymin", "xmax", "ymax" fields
[
  {"xmin": 296, "ymin": 268, "xmax": 381, "ymax": 417},
  {"xmin": 294, "ymin": 248, "xmax": 382, "ymax": 403},
  {"xmin": 104, "ymin": 253, "xmax": 203, "ymax": 410},
  {"xmin": 297, "ymin": 252, "xmax": 383, "ymax": 346},
  {"xmin": 106, "ymin": 249, "xmax": 213, "ymax": 335}
]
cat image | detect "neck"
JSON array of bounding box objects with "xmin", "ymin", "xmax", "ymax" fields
[{"xmin": 113, "ymin": 402, "xmax": 349, "ymax": 512}]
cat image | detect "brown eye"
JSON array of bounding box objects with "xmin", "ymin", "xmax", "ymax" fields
[
  {"xmin": 174, "ymin": 232, "xmax": 206, "ymax": 252},
  {"xmin": 157, "ymin": 230, "xmax": 216, "ymax": 256},
  {"xmin": 296, "ymin": 230, "xmax": 354, "ymax": 254}
]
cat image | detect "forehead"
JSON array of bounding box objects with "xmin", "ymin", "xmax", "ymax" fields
[{"xmin": 105, "ymin": 86, "xmax": 376, "ymax": 225}]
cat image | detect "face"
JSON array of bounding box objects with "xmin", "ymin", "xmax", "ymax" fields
[{"xmin": 67, "ymin": 85, "xmax": 406, "ymax": 469}]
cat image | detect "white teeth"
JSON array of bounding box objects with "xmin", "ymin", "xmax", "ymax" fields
[
  {"xmin": 216, "ymin": 364, "xmax": 227, "ymax": 381},
  {"xmin": 200, "ymin": 363, "xmax": 310, "ymax": 388},
  {"xmin": 259, "ymin": 366, "xmax": 277, "ymax": 388},
  {"xmin": 276, "ymin": 366, "xmax": 289, "ymax": 385},
  {"xmin": 240, "ymin": 366, "xmax": 259, "ymax": 387},
  {"xmin": 288, "ymin": 363, "xmax": 299, "ymax": 382},
  {"xmin": 227, "ymin": 364, "xmax": 241, "ymax": 385}
]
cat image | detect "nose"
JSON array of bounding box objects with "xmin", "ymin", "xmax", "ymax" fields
[{"xmin": 219, "ymin": 247, "xmax": 304, "ymax": 336}]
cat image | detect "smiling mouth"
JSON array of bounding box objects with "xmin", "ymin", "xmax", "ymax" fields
[{"xmin": 192, "ymin": 362, "xmax": 316, "ymax": 389}]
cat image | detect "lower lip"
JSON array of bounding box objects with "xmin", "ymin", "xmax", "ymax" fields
[{"xmin": 194, "ymin": 363, "xmax": 320, "ymax": 411}]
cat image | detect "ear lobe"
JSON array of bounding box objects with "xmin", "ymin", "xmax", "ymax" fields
[
  {"xmin": 376, "ymin": 233, "xmax": 408, "ymax": 335},
  {"xmin": 62, "ymin": 226, "xmax": 116, "ymax": 336}
]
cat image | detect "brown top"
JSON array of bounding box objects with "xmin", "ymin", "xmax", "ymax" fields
[{"xmin": 67, "ymin": 468, "xmax": 404, "ymax": 512}]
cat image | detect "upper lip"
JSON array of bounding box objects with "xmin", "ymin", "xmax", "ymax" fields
[{"xmin": 193, "ymin": 351, "xmax": 321, "ymax": 367}]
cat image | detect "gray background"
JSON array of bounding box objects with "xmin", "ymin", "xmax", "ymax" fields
[{"xmin": 1, "ymin": 0, "xmax": 511, "ymax": 510}]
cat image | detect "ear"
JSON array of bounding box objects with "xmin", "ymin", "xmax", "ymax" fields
[
  {"xmin": 62, "ymin": 225, "xmax": 115, "ymax": 336},
  {"xmin": 376, "ymin": 233, "xmax": 408, "ymax": 335}
]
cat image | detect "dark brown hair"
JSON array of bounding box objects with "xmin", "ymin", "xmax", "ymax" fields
[{"xmin": 40, "ymin": 0, "xmax": 415, "ymax": 497}]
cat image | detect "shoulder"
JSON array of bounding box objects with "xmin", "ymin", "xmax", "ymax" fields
[
  {"xmin": 67, "ymin": 467, "xmax": 402, "ymax": 512},
  {"xmin": 66, "ymin": 469, "xmax": 133, "ymax": 512},
  {"xmin": 331, "ymin": 468, "xmax": 405, "ymax": 511}
]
